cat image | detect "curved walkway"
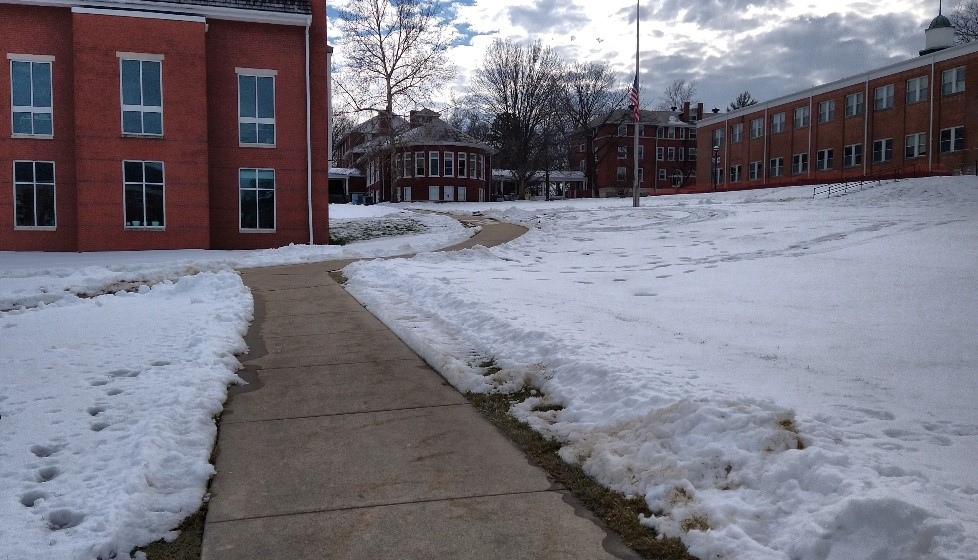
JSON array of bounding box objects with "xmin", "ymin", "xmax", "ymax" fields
[{"xmin": 200, "ymin": 218, "xmax": 639, "ymax": 560}]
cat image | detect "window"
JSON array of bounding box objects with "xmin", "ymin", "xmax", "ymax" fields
[
  {"xmin": 617, "ymin": 124, "xmax": 627, "ymax": 136},
  {"xmin": 617, "ymin": 146, "xmax": 627, "ymax": 159},
  {"xmin": 121, "ymin": 57, "xmax": 162, "ymax": 135},
  {"xmin": 844, "ymin": 92, "xmax": 863, "ymax": 117},
  {"xmin": 818, "ymin": 99, "xmax": 835, "ymax": 123},
  {"xmin": 907, "ymin": 76, "xmax": 928, "ymax": 103},
  {"xmin": 238, "ymin": 71, "xmax": 275, "ymax": 145},
  {"xmin": 712, "ymin": 128, "xmax": 724, "ymax": 146},
  {"xmin": 874, "ymin": 84, "xmax": 894, "ymax": 110},
  {"xmin": 678, "ymin": 148, "xmax": 684, "ymax": 161},
  {"xmin": 470, "ymin": 154, "xmax": 478, "ymax": 180},
  {"xmin": 668, "ymin": 127, "xmax": 677, "ymax": 139},
  {"xmin": 731, "ymin": 123, "xmax": 743, "ymax": 143},
  {"xmin": 415, "ymin": 152, "xmax": 425, "ymax": 176},
  {"xmin": 793, "ymin": 106, "xmax": 810, "ymax": 128},
  {"xmin": 579, "ymin": 143, "xmax": 585, "ymax": 152},
  {"xmin": 428, "ymin": 186, "xmax": 439, "ymax": 201},
  {"xmin": 638, "ymin": 125, "xmax": 646, "ymax": 137},
  {"xmin": 444, "ymin": 152, "xmax": 454, "ymax": 176},
  {"xmin": 817, "ymin": 148, "xmax": 834, "ymax": 170},
  {"xmin": 771, "ymin": 112, "xmax": 785, "ymax": 133},
  {"xmin": 873, "ymin": 138, "xmax": 893, "ymax": 163},
  {"xmin": 844, "ymin": 143, "xmax": 862, "ymax": 167},
  {"xmin": 458, "ymin": 186, "xmax": 467, "ymax": 200},
  {"xmin": 748, "ymin": 161, "xmax": 762, "ymax": 180},
  {"xmin": 616, "ymin": 166, "xmax": 627, "ymax": 181},
  {"xmin": 239, "ymin": 168, "xmax": 274, "ymax": 230},
  {"xmin": 123, "ymin": 160, "xmax": 164, "ymax": 228},
  {"xmin": 658, "ymin": 169, "xmax": 667, "ymax": 180},
  {"xmin": 769, "ymin": 157, "xmax": 783, "ymax": 177},
  {"xmin": 942, "ymin": 66, "xmax": 965, "ymax": 95},
  {"xmin": 750, "ymin": 118, "xmax": 763, "ymax": 139},
  {"xmin": 656, "ymin": 127, "xmax": 664, "ymax": 138},
  {"xmin": 792, "ymin": 153, "xmax": 808, "ymax": 174},
  {"xmin": 656, "ymin": 147, "xmax": 664, "ymax": 161},
  {"xmin": 906, "ymin": 133, "xmax": 927, "ymax": 158},
  {"xmin": 429, "ymin": 151, "xmax": 440, "ymax": 176},
  {"xmin": 637, "ymin": 145, "xmax": 645, "ymax": 160},
  {"xmin": 689, "ymin": 128, "xmax": 697, "ymax": 139},
  {"xmin": 637, "ymin": 167, "xmax": 644, "ymax": 182},
  {"xmin": 479, "ymin": 155, "xmax": 485, "ymax": 180},
  {"xmin": 13, "ymin": 161, "xmax": 55, "ymax": 228},
  {"xmin": 729, "ymin": 164, "xmax": 742, "ymax": 182},
  {"xmin": 688, "ymin": 148, "xmax": 697, "ymax": 161},
  {"xmin": 579, "ymin": 160, "xmax": 585, "ymax": 172},
  {"xmin": 940, "ymin": 126, "xmax": 965, "ymax": 153},
  {"xmin": 10, "ymin": 58, "xmax": 53, "ymax": 136},
  {"xmin": 457, "ymin": 152, "xmax": 467, "ymax": 177},
  {"xmin": 667, "ymin": 147, "xmax": 675, "ymax": 161},
  {"xmin": 403, "ymin": 153, "xmax": 412, "ymax": 177}
]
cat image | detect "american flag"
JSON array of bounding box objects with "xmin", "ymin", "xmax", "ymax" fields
[{"xmin": 629, "ymin": 75, "xmax": 640, "ymax": 123}]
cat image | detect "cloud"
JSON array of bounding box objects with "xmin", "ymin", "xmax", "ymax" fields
[{"xmin": 505, "ymin": 0, "xmax": 590, "ymax": 34}]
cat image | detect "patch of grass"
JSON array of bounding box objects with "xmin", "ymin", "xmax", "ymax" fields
[
  {"xmin": 779, "ymin": 418, "xmax": 806, "ymax": 450},
  {"xmin": 138, "ymin": 504, "xmax": 207, "ymax": 560},
  {"xmin": 680, "ymin": 516, "xmax": 710, "ymax": 532},
  {"xmin": 465, "ymin": 390, "xmax": 695, "ymax": 560},
  {"xmin": 329, "ymin": 217, "xmax": 426, "ymax": 245},
  {"xmin": 328, "ymin": 270, "xmax": 348, "ymax": 285}
]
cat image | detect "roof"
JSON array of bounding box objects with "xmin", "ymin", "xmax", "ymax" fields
[
  {"xmin": 138, "ymin": 0, "xmax": 309, "ymax": 13},
  {"xmin": 928, "ymin": 13, "xmax": 952, "ymax": 29},
  {"xmin": 492, "ymin": 169, "xmax": 587, "ymax": 183},
  {"xmin": 397, "ymin": 118, "xmax": 491, "ymax": 149},
  {"xmin": 589, "ymin": 108, "xmax": 693, "ymax": 128}
]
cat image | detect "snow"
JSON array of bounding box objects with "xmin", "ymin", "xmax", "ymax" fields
[
  {"xmin": 2, "ymin": 185, "xmax": 977, "ymax": 558},
  {"xmin": 343, "ymin": 177, "xmax": 978, "ymax": 560},
  {"xmin": 0, "ymin": 205, "xmax": 469, "ymax": 559}
]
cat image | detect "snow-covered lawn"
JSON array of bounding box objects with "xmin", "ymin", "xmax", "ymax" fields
[
  {"xmin": 343, "ymin": 177, "xmax": 978, "ymax": 560},
  {"xmin": 0, "ymin": 208, "xmax": 468, "ymax": 559}
]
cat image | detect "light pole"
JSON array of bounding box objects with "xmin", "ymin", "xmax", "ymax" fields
[{"xmin": 712, "ymin": 145, "xmax": 720, "ymax": 191}]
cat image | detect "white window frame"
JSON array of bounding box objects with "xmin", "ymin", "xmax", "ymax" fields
[
  {"xmin": 874, "ymin": 84, "xmax": 894, "ymax": 110},
  {"xmin": 457, "ymin": 151, "xmax": 467, "ymax": 177},
  {"xmin": 415, "ymin": 152, "xmax": 425, "ymax": 176},
  {"xmin": 771, "ymin": 112, "xmax": 785, "ymax": 133},
  {"xmin": 9, "ymin": 54, "xmax": 55, "ymax": 138},
  {"xmin": 13, "ymin": 160, "xmax": 56, "ymax": 229},
  {"xmin": 940, "ymin": 126, "xmax": 965, "ymax": 153},
  {"xmin": 712, "ymin": 128, "xmax": 724, "ymax": 146},
  {"xmin": 748, "ymin": 161, "xmax": 762, "ymax": 180},
  {"xmin": 818, "ymin": 99, "xmax": 835, "ymax": 123},
  {"xmin": 688, "ymin": 148, "xmax": 697, "ymax": 161},
  {"xmin": 942, "ymin": 66, "xmax": 965, "ymax": 95},
  {"xmin": 444, "ymin": 151, "xmax": 454, "ymax": 177},
  {"xmin": 729, "ymin": 164, "xmax": 742, "ymax": 182},
  {"xmin": 428, "ymin": 185, "xmax": 440, "ymax": 201},
  {"xmin": 656, "ymin": 147, "xmax": 664, "ymax": 161},
  {"xmin": 750, "ymin": 118, "xmax": 763, "ymax": 139},
  {"xmin": 638, "ymin": 145, "xmax": 644, "ymax": 159},
  {"xmin": 429, "ymin": 151, "xmax": 440, "ymax": 177},
  {"xmin": 236, "ymin": 68, "xmax": 276, "ymax": 147},
  {"xmin": 792, "ymin": 153, "xmax": 808, "ymax": 174},
  {"xmin": 873, "ymin": 138, "xmax": 893, "ymax": 162},
  {"xmin": 457, "ymin": 186, "xmax": 467, "ymax": 200},
  {"xmin": 793, "ymin": 106, "xmax": 809, "ymax": 128},
  {"xmin": 658, "ymin": 168, "xmax": 666, "ymax": 180},
  {"xmin": 123, "ymin": 160, "xmax": 165, "ymax": 228},
  {"xmin": 843, "ymin": 143, "xmax": 862, "ymax": 167},
  {"xmin": 119, "ymin": 53, "xmax": 164, "ymax": 137},
  {"xmin": 667, "ymin": 147, "xmax": 675, "ymax": 161},
  {"xmin": 905, "ymin": 133, "xmax": 927, "ymax": 158},
  {"xmin": 844, "ymin": 92, "xmax": 863, "ymax": 117},
  {"xmin": 907, "ymin": 76, "xmax": 928, "ymax": 104},
  {"xmin": 617, "ymin": 145, "xmax": 627, "ymax": 159},
  {"xmin": 403, "ymin": 153, "xmax": 412, "ymax": 177},
  {"xmin": 817, "ymin": 148, "xmax": 834, "ymax": 170},
  {"xmin": 469, "ymin": 154, "xmax": 477, "ymax": 180},
  {"xmin": 239, "ymin": 167, "xmax": 275, "ymax": 232},
  {"xmin": 731, "ymin": 123, "xmax": 743, "ymax": 143},
  {"xmin": 769, "ymin": 157, "xmax": 783, "ymax": 177}
]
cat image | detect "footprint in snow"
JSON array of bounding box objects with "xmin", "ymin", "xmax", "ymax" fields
[{"xmin": 30, "ymin": 443, "xmax": 64, "ymax": 458}]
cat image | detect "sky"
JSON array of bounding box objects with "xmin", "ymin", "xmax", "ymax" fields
[{"xmin": 326, "ymin": 0, "xmax": 948, "ymax": 115}]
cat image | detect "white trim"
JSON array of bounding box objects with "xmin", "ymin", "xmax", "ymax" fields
[
  {"xmin": 117, "ymin": 52, "xmax": 165, "ymax": 61},
  {"xmin": 122, "ymin": 160, "xmax": 167, "ymax": 229},
  {"xmin": 238, "ymin": 167, "xmax": 277, "ymax": 232},
  {"xmin": 74, "ymin": 6, "xmax": 204, "ymax": 23},
  {"xmin": 236, "ymin": 67, "xmax": 278, "ymax": 76},
  {"xmin": 7, "ymin": 54, "xmax": 55, "ymax": 62},
  {"xmin": 13, "ymin": 160, "xmax": 57, "ymax": 229},
  {"xmin": 24, "ymin": 0, "xmax": 309, "ymax": 26}
]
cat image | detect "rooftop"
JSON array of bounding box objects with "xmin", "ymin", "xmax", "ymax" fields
[{"xmin": 138, "ymin": 0, "xmax": 310, "ymax": 14}]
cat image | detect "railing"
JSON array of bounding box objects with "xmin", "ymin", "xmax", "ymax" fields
[{"xmin": 812, "ymin": 162, "xmax": 946, "ymax": 199}]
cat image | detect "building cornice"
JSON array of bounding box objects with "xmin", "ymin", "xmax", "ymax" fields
[{"xmin": 3, "ymin": 0, "xmax": 311, "ymax": 26}]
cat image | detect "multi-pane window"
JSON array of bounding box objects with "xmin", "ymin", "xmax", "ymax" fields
[
  {"xmin": 771, "ymin": 112, "xmax": 785, "ymax": 133},
  {"xmin": 729, "ymin": 164, "xmax": 742, "ymax": 182},
  {"xmin": 239, "ymin": 168, "xmax": 274, "ymax": 230},
  {"xmin": 688, "ymin": 148, "xmax": 697, "ymax": 161},
  {"xmin": 444, "ymin": 152, "xmax": 454, "ymax": 176},
  {"xmin": 617, "ymin": 146, "xmax": 627, "ymax": 159},
  {"xmin": 748, "ymin": 161, "xmax": 762, "ymax": 180},
  {"xmin": 667, "ymin": 147, "xmax": 675, "ymax": 161},
  {"xmin": 415, "ymin": 152, "xmax": 425, "ymax": 176},
  {"xmin": 656, "ymin": 147, "xmax": 664, "ymax": 161},
  {"xmin": 844, "ymin": 92, "xmax": 863, "ymax": 117},
  {"xmin": 689, "ymin": 128, "xmax": 697, "ymax": 139},
  {"xmin": 121, "ymin": 58, "xmax": 162, "ymax": 135},
  {"xmin": 750, "ymin": 118, "xmax": 763, "ymax": 139},
  {"xmin": 658, "ymin": 168, "xmax": 667, "ymax": 180},
  {"xmin": 10, "ymin": 58, "xmax": 53, "ymax": 136},
  {"xmin": 656, "ymin": 127, "xmax": 665, "ymax": 138},
  {"xmin": 940, "ymin": 126, "xmax": 965, "ymax": 153},
  {"xmin": 479, "ymin": 154, "xmax": 485, "ymax": 179},
  {"xmin": 794, "ymin": 106, "xmax": 810, "ymax": 128},
  {"xmin": 470, "ymin": 154, "xmax": 477, "ymax": 180},
  {"xmin": 616, "ymin": 166, "xmax": 627, "ymax": 181},
  {"xmin": 769, "ymin": 157, "xmax": 783, "ymax": 177},
  {"xmin": 403, "ymin": 153, "xmax": 412, "ymax": 177},
  {"xmin": 873, "ymin": 138, "xmax": 893, "ymax": 163},
  {"xmin": 637, "ymin": 145, "xmax": 645, "ymax": 159},
  {"xmin": 731, "ymin": 123, "xmax": 743, "ymax": 143},
  {"xmin": 874, "ymin": 84, "xmax": 894, "ymax": 110},
  {"xmin": 907, "ymin": 76, "xmax": 928, "ymax": 103},
  {"xmin": 818, "ymin": 99, "xmax": 835, "ymax": 123},
  {"xmin": 617, "ymin": 124, "xmax": 627, "ymax": 136},
  {"xmin": 942, "ymin": 67, "xmax": 965, "ymax": 95},
  {"xmin": 14, "ymin": 161, "xmax": 55, "ymax": 228},
  {"xmin": 792, "ymin": 153, "xmax": 808, "ymax": 174},
  {"xmin": 457, "ymin": 152, "xmax": 467, "ymax": 177},
  {"xmin": 906, "ymin": 133, "xmax": 927, "ymax": 158},
  {"xmin": 712, "ymin": 128, "xmax": 724, "ymax": 146},
  {"xmin": 123, "ymin": 160, "xmax": 164, "ymax": 228},
  {"xmin": 817, "ymin": 148, "xmax": 834, "ymax": 170},
  {"xmin": 238, "ymin": 72, "xmax": 275, "ymax": 145},
  {"xmin": 668, "ymin": 127, "xmax": 677, "ymax": 139},
  {"xmin": 429, "ymin": 151, "xmax": 440, "ymax": 176},
  {"xmin": 843, "ymin": 144, "xmax": 862, "ymax": 167}
]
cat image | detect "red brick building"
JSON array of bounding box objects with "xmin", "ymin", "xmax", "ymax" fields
[
  {"xmin": 1, "ymin": 0, "xmax": 330, "ymax": 251},
  {"xmin": 336, "ymin": 108, "xmax": 494, "ymax": 203},
  {"xmin": 569, "ymin": 103, "xmax": 702, "ymax": 198},
  {"xmin": 697, "ymin": 14, "xmax": 976, "ymax": 189}
]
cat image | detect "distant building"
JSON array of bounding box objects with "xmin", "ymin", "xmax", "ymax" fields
[
  {"xmin": 697, "ymin": 12, "xmax": 975, "ymax": 189},
  {"xmin": 335, "ymin": 108, "xmax": 495, "ymax": 203},
  {"xmin": 1, "ymin": 0, "xmax": 331, "ymax": 251},
  {"xmin": 569, "ymin": 103, "xmax": 702, "ymax": 198}
]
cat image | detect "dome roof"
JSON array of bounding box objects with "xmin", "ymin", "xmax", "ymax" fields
[{"xmin": 928, "ymin": 14, "xmax": 952, "ymax": 29}]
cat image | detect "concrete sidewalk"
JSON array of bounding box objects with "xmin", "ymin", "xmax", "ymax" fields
[{"xmin": 200, "ymin": 219, "xmax": 640, "ymax": 559}]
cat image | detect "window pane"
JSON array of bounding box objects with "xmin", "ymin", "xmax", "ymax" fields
[
  {"xmin": 240, "ymin": 122, "xmax": 257, "ymax": 144},
  {"xmin": 240, "ymin": 190, "xmax": 257, "ymax": 229},
  {"xmin": 257, "ymin": 169, "xmax": 274, "ymax": 188},
  {"xmin": 124, "ymin": 161, "xmax": 144, "ymax": 182},
  {"xmin": 11, "ymin": 61, "xmax": 32, "ymax": 106},
  {"xmin": 144, "ymin": 161, "xmax": 164, "ymax": 184},
  {"xmin": 123, "ymin": 110, "xmax": 142, "ymax": 133},
  {"xmin": 122, "ymin": 60, "xmax": 142, "ymax": 105},
  {"xmin": 143, "ymin": 111, "xmax": 162, "ymax": 135},
  {"xmin": 257, "ymin": 76, "xmax": 274, "ymax": 119},
  {"xmin": 125, "ymin": 183, "xmax": 144, "ymax": 225},
  {"xmin": 36, "ymin": 184, "xmax": 56, "ymax": 227},
  {"xmin": 240, "ymin": 169, "xmax": 257, "ymax": 189},
  {"xmin": 13, "ymin": 112, "xmax": 33, "ymax": 134},
  {"xmin": 35, "ymin": 162, "xmax": 54, "ymax": 183},
  {"xmin": 33, "ymin": 62, "xmax": 52, "ymax": 107},
  {"xmin": 239, "ymin": 75, "xmax": 256, "ymax": 118},
  {"xmin": 145, "ymin": 183, "xmax": 164, "ymax": 226},
  {"xmin": 257, "ymin": 190, "xmax": 274, "ymax": 229},
  {"xmin": 14, "ymin": 161, "xmax": 34, "ymax": 182},
  {"xmin": 33, "ymin": 112, "xmax": 52, "ymax": 135},
  {"xmin": 15, "ymin": 184, "xmax": 36, "ymax": 227},
  {"xmin": 142, "ymin": 61, "xmax": 161, "ymax": 106},
  {"xmin": 257, "ymin": 123, "xmax": 274, "ymax": 144}
]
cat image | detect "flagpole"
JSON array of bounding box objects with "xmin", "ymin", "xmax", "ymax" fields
[{"xmin": 632, "ymin": 0, "xmax": 640, "ymax": 208}]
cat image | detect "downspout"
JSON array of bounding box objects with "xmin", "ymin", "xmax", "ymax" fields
[
  {"xmin": 807, "ymin": 94, "xmax": 813, "ymax": 179},
  {"xmin": 763, "ymin": 107, "xmax": 769, "ymax": 185},
  {"xmin": 929, "ymin": 58, "xmax": 936, "ymax": 172},
  {"xmin": 305, "ymin": 20, "xmax": 314, "ymax": 244},
  {"xmin": 863, "ymin": 78, "xmax": 869, "ymax": 176}
]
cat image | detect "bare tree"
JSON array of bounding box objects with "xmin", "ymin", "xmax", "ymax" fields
[
  {"xmin": 471, "ymin": 38, "xmax": 564, "ymax": 198},
  {"xmin": 728, "ymin": 90, "xmax": 758, "ymax": 111},
  {"xmin": 949, "ymin": 0, "xmax": 978, "ymax": 43},
  {"xmin": 657, "ymin": 79, "xmax": 696, "ymax": 110},
  {"xmin": 561, "ymin": 61, "xmax": 628, "ymax": 197},
  {"xmin": 444, "ymin": 98, "xmax": 492, "ymax": 143}
]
